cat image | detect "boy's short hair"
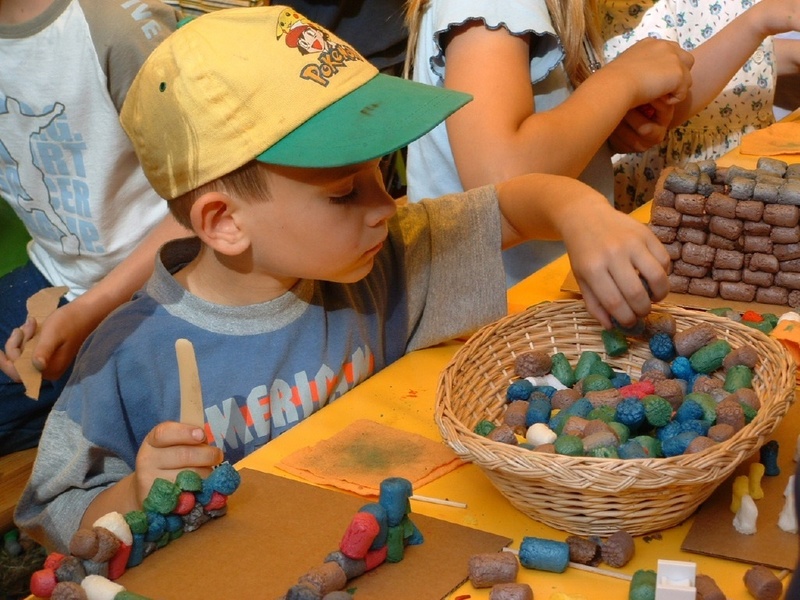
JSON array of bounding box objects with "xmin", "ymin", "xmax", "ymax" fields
[
  {"xmin": 120, "ymin": 5, "xmax": 470, "ymax": 200},
  {"xmin": 169, "ymin": 160, "xmax": 271, "ymax": 228}
]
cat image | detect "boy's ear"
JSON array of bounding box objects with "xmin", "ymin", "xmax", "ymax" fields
[{"xmin": 189, "ymin": 191, "xmax": 250, "ymax": 255}]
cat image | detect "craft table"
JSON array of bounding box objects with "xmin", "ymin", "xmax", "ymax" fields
[
  {"xmin": 237, "ymin": 343, "xmax": 799, "ymax": 600},
  {"xmin": 235, "ymin": 135, "xmax": 800, "ymax": 599}
]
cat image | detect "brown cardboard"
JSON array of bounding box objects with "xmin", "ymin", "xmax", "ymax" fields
[
  {"xmin": 681, "ymin": 459, "xmax": 798, "ymax": 570},
  {"xmin": 560, "ymin": 269, "xmax": 793, "ymax": 315},
  {"xmin": 13, "ymin": 286, "xmax": 68, "ymax": 399},
  {"xmin": 116, "ymin": 469, "xmax": 512, "ymax": 599},
  {"xmin": 682, "ymin": 393, "xmax": 800, "ymax": 570}
]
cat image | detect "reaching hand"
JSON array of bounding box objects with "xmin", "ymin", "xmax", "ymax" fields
[{"xmin": 560, "ymin": 205, "xmax": 670, "ymax": 329}]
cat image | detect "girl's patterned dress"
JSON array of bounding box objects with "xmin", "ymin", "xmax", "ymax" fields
[{"xmin": 601, "ymin": 0, "xmax": 776, "ymax": 213}]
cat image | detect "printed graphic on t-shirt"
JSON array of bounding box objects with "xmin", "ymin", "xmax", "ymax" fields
[
  {"xmin": 0, "ymin": 97, "xmax": 101, "ymax": 256},
  {"xmin": 202, "ymin": 344, "xmax": 375, "ymax": 463}
]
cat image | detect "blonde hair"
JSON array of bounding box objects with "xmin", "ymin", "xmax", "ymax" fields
[
  {"xmin": 403, "ymin": 0, "xmax": 603, "ymax": 88},
  {"xmin": 169, "ymin": 160, "xmax": 272, "ymax": 229}
]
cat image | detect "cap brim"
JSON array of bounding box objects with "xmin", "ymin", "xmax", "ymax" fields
[{"xmin": 256, "ymin": 74, "xmax": 471, "ymax": 168}]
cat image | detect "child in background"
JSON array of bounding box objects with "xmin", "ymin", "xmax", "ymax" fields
[
  {"xmin": 163, "ymin": 0, "xmax": 409, "ymax": 75},
  {"xmin": 15, "ymin": 6, "xmax": 671, "ymax": 552},
  {"xmin": 602, "ymin": 0, "xmax": 800, "ymax": 213},
  {"xmin": 773, "ymin": 32, "xmax": 800, "ymax": 120},
  {"xmin": 0, "ymin": 0, "xmax": 188, "ymax": 456},
  {"xmin": 403, "ymin": 0, "xmax": 694, "ymax": 285}
]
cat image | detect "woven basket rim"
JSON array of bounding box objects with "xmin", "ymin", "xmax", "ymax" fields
[{"xmin": 435, "ymin": 299, "xmax": 796, "ymax": 491}]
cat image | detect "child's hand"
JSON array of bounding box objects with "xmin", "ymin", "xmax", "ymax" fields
[
  {"xmin": 133, "ymin": 422, "xmax": 223, "ymax": 506},
  {"xmin": 0, "ymin": 316, "xmax": 37, "ymax": 381},
  {"xmin": 609, "ymin": 97, "xmax": 675, "ymax": 154},
  {"xmin": 561, "ymin": 205, "xmax": 670, "ymax": 330},
  {"xmin": 603, "ymin": 37, "xmax": 694, "ymax": 108},
  {"xmin": 0, "ymin": 298, "xmax": 104, "ymax": 383},
  {"xmin": 28, "ymin": 301, "xmax": 101, "ymax": 381}
]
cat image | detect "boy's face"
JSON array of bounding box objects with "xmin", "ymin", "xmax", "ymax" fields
[{"xmin": 243, "ymin": 159, "xmax": 397, "ymax": 284}]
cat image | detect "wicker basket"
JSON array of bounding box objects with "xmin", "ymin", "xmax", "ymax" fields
[{"xmin": 435, "ymin": 300, "xmax": 796, "ymax": 536}]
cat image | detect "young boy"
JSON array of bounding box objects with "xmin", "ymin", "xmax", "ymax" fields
[{"xmin": 15, "ymin": 6, "xmax": 671, "ymax": 553}]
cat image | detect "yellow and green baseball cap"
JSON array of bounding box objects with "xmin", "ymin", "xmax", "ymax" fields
[{"xmin": 120, "ymin": 5, "xmax": 471, "ymax": 200}]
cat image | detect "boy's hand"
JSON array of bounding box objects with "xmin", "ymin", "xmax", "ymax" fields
[
  {"xmin": 134, "ymin": 422, "xmax": 223, "ymax": 506},
  {"xmin": 562, "ymin": 206, "xmax": 670, "ymax": 330}
]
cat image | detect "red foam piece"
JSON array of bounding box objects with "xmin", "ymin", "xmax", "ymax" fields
[{"xmin": 339, "ymin": 511, "xmax": 380, "ymax": 559}]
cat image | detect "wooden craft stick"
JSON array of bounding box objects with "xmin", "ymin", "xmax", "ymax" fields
[
  {"xmin": 13, "ymin": 286, "xmax": 69, "ymax": 400},
  {"xmin": 410, "ymin": 494, "xmax": 467, "ymax": 509},
  {"xmin": 175, "ymin": 338, "xmax": 204, "ymax": 427},
  {"xmin": 501, "ymin": 547, "xmax": 633, "ymax": 581}
]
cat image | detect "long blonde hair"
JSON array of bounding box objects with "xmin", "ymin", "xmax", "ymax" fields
[{"xmin": 403, "ymin": 0, "xmax": 603, "ymax": 88}]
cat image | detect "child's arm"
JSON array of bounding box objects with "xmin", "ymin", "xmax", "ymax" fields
[
  {"xmin": 442, "ymin": 24, "xmax": 693, "ymax": 189},
  {"xmin": 775, "ymin": 36, "xmax": 800, "ymax": 77},
  {"xmin": 79, "ymin": 422, "xmax": 221, "ymax": 528},
  {"xmin": 668, "ymin": 0, "xmax": 800, "ymax": 126},
  {"xmin": 495, "ymin": 173, "xmax": 670, "ymax": 329},
  {"xmin": 0, "ymin": 214, "xmax": 190, "ymax": 382}
]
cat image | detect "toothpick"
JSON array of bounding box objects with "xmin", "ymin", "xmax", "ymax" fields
[
  {"xmin": 567, "ymin": 561, "xmax": 633, "ymax": 581},
  {"xmin": 502, "ymin": 547, "xmax": 632, "ymax": 581},
  {"xmin": 410, "ymin": 494, "xmax": 467, "ymax": 508}
]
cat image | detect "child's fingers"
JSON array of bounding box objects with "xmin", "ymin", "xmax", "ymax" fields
[
  {"xmin": 140, "ymin": 423, "xmax": 222, "ymax": 473},
  {"xmin": 576, "ymin": 266, "xmax": 638, "ymax": 329},
  {"xmin": 578, "ymin": 281, "xmax": 612, "ymax": 330},
  {"xmin": 146, "ymin": 421, "xmax": 208, "ymax": 449},
  {"xmin": 608, "ymin": 262, "xmax": 653, "ymax": 321},
  {"xmin": 3, "ymin": 327, "xmax": 24, "ymax": 364},
  {"xmin": 637, "ymin": 260, "xmax": 670, "ymax": 303},
  {"xmin": 0, "ymin": 350, "xmax": 21, "ymax": 382}
]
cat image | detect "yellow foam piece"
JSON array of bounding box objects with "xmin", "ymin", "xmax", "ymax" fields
[
  {"xmin": 749, "ymin": 462, "xmax": 765, "ymax": 500},
  {"xmin": 731, "ymin": 475, "xmax": 750, "ymax": 513}
]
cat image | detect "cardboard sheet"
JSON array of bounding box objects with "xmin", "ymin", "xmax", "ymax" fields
[
  {"xmin": 116, "ymin": 469, "xmax": 512, "ymax": 599},
  {"xmin": 681, "ymin": 458, "xmax": 798, "ymax": 570},
  {"xmin": 13, "ymin": 286, "xmax": 68, "ymax": 399}
]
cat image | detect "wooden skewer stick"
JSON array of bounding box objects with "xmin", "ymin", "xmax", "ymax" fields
[
  {"xmin": 501, "ymin": 547, "xmax": 632, "ymax": 581},
  {"xmin": 567, "ymin": 561, "xmax": 633, "ymax": 581},
  {"xmin": 410, "ymin": 494, "xmax": 467, "ymax": 508},
  {"xmin": 175, "ymin": 338, "xmax": 205, "ymax": 428}
]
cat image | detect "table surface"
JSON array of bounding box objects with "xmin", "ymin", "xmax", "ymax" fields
[{"xmin": 237, "ymin": 142, "xmax": 800, "ymax": 598}]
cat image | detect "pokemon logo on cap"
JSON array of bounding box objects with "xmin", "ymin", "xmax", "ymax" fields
[{"xmin": 121, "ymin": 6, "xmax": 471, "ymax": 200}]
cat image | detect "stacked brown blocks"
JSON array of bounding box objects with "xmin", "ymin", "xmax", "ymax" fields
[{"xmin": 649, "ymin": 157, "xmax": 800, "ymax": 307}]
